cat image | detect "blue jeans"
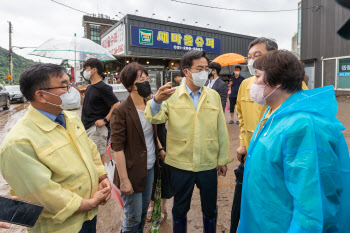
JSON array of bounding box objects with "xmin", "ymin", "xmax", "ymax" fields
[
  {"xmin": 78, "ymin": 216, "xmax": 97, "ymax": 233},
  {"xmin": 121, "ymin": 166, "xmax": 154, "ymax": 232}
]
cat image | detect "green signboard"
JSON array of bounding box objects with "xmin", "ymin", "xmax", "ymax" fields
[
  {"xmin": 139, "ymin": 29, "xmax": 153, "ymax": 45},
  {"xmin": 337, "ymin": 58, "xmax": 350, "ymax": 89}
]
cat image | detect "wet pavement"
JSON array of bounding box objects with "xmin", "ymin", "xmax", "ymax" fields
[{"xmin": 0, "ymin": 98, "xmax": 350, "ymax": 233}]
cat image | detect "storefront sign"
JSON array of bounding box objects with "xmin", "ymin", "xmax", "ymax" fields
[
  {"xmin": 102, "ymin": 24, "xmax": 125, "ymax": 55},
  {"xmin": 338, "ymin": 72, "xmax": 350, "ymax": 76},
  {"xmin": 337, "ymin": 57, "xmax": 350, "ymax": 89},
  {"xmin": 131, "ymin": 26, "xmax": 221, "ymax": 54}
]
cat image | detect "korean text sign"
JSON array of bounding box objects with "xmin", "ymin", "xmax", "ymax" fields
[
  {"xmin": 102, "ymin": 24, "xmax": 126, "ymax": 55},
  {"xmin": 131, "ymin": 25, "xmax": 221, "ymax": 54}
]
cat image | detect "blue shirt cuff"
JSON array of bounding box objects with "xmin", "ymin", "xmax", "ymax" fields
[{"xmin": 150, "ymin": 97, "xmax": 162, "ymax": 116}]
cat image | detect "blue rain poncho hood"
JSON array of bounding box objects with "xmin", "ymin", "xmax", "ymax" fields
[{"xmin": 238, "ymin": 86, "xmax": 350, "ymax": 233}]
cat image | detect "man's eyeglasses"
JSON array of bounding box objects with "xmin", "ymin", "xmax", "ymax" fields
[
  {"xmin": 247, "ymin": 54, "xmax": 262, "ymax": 60},
  {"xmin": 41, "ymin": 83, "xmax": 73, "ymax": 92},
  {"xmin": 188, "ymin": 68, "xmax": 212, "ymax": 73}
]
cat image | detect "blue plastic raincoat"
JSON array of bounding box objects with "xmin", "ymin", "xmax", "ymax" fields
[{"xmin": 238, "ymin": 86, "xmax": 350, "ymax": 233}]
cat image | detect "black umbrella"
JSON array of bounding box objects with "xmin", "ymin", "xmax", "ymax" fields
[{"xmin": 230, "ymin": 155, "xmax": 245, "ymax": 233}]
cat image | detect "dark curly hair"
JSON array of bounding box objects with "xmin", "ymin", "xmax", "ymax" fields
[
  {"xmin": 83, "ymin": 58, "xmax": 105, "ymax": 78},
  {"xmin": 120, "ymin": 62, "xmax": 149, "ymax": 92},
  {"xmin": 253, "ymin": 50, "xmax": 304, "ymax": 93}
]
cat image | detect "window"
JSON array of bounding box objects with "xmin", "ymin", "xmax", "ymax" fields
[
  {"xmin": 90, "ymin": 25, "xmax": 100, "ymax": 44},
  {"xmin": 323, "ymin": 59, "xmax": 336, "ymax": 87},
  {"xmin": 84, "ymin": 25, "xmax": 87, "ymax": 38}
]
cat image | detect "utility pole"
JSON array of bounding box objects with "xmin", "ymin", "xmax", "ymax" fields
[{"xmin": 8, "ymin": 21, "xmax": 13, "ymax": 85}]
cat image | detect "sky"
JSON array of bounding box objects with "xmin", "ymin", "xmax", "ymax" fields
[{"xmin": 0, "ymin": 0, "xmax": 301, "ymax": 64}]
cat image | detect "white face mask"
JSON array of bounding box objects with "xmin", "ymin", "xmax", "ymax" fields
[
  {"xmin": 187, "ymin": 69, "xmax": 209, "ymax": 87},
  {"xmin": 42, "ymin": 87, "xmax": 81, "ymax": 110},
  {"xmin": 249, "ymin": 82, "xmax": 279, "ymax": 105},
  {"xmin": 234, "ymin": 71, "xmax": 240, "ymax": 76},
  {"xmin": 247, "ymin": 59, "xmax": 256, "ymax": 76},
  {"xmin": 83, "ymin": 70, "xmax": 91, "ymax": 80}
]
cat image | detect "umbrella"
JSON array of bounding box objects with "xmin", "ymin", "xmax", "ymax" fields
[
  {"xmin": 30, "ymin": 36, "xmax": 116, "ymax": 61},
  {"xmin": 213, "ymin": 53, "xmax": 247, "ymax": 67},
  {"xmin": 106, "ymin": 144, "xmax": 124, "ymax": 210},
  {"xmin": 29, "ymin": 36, "xmax": 116, "ymax": 77},
  {"xmin": 230, "ymin": 156, "xmax": 245, "ymax": 233},
  {"xmin": 213, "ymin": 53, "xmax": 247, "ymax": 75}
]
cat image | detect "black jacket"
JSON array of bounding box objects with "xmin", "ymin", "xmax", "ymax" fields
[{"xmin": 205, "ymin": 77, "xmax": 228, "ymax": 111}]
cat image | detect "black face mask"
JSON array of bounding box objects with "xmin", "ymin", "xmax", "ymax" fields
[
  {"xmin": 208, "ymin": 72, "xmax": 214, "ymax": 79},
  {"xmin": 135, "ymin": 81, "xmax": 152, "ymax": 98}
]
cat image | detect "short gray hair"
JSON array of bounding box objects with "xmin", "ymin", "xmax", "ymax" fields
[{"xmin": 248, "ymin": 37, "xmax": 278, "ymax": 52}]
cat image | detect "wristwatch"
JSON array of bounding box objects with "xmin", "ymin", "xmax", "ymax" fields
[
  {"xmin": 103, "ymin": 118, "xmax": 109, "ymax": 123},
  {"xmin": 158, "ymin": 147, "xmax": 165, "ymax": 153},
  {"xmin": 99, "ymin": 174, "xmax": 108, "ymax": 183}
]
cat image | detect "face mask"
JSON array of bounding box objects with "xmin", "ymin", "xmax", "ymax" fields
[
  {"xmin": 187, "ymin": 70, "xmax": 209, "ymax": 87},
  {"xmin": 83, "ymin": 70, "xmax": 91, "ymax": 80},
  {"xmin": 247, "ymin": 59, "xmax": 256, "ymax": 76},
  {"xmin": 135, "ymin": 81, "xmax": 152, "ymax": 98},
  {"xmin": 42, "ymin": 87, "xmax": 81, "ymax": 110},
  {"xmin": 208, "ymin": 72, "xmax": 214, "ymax": 79},
  {"xmin": 249, "ymin": 82, "xmax": 279, "ymax": 105},
  {"xmin": 235, "ymin": 71, "xmax": 240, "ymax": 76}
]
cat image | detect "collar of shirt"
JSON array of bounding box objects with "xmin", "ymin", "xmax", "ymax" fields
[
  {"xmin": 35, "ymin": 108, "xmax": 60, "ymax": 122},
  {"xmin": 185, "ymin": 82, "xmax": 202, "ymax": 97},
  {"xmin": 185, "ymin": 82, "xmax": 202, "ymax": 110},
  {"xmin": 208, "ymin": 76, "xmax": 219, "ymax": 88},
  {"xmin": 35, "ymin": 108, "xmax": 66, "ymax": 128}
]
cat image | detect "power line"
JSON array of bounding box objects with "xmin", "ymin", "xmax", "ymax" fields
[
  {"xmin": 51, "ymin": 0, "xmax": 90, "ymax": 14},
  {"xmin": 170, "ymin": 0, "xmax": 319, "ymax": 13}
]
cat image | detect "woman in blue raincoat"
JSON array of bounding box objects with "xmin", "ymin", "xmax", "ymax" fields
[{"xmin": 238, "ymin": 50, "xmax": 350, "ymax": 233}]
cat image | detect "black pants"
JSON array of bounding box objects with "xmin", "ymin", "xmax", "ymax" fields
[
  {"xmin": 79, "ymin": 216, "xmax": 97, "ymax": 233},
  {"xmin": 230, "ymin": 163, "xmax": 245, "ymax": 233},
  {"xmin": 169, "ymin": 166, "xmax": 218, "ymax": 220},
  {"xmin": 229, "ymin": 97, "xmax": 237, "ymax": 113}
]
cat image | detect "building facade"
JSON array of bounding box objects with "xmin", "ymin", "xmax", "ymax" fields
[
  {"xmin": 101, "ymin": 14, "xmax": 255, "ymax": 90},
  {"xmin": 292, "ymin": 2, "xmax": 302, "ymax": 60},
  {"xmin": 301, "ymin": 0, "xmax": 350, "ymax": 93},
  {"xmin": 82, "ymin": 14, "xmax": 118, "ymax": 44}
]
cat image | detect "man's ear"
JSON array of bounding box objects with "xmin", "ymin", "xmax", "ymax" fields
[
  {"xmin": 183, "ymin": 69, "xmax": 189, "ymax": 77},
  {"xmin": 92, "ymin": 67, "xmax": 97, "ymax": 76},
  {"xmin": 34, "ymin": 90, "xmax": 47, "ymax": 104}
]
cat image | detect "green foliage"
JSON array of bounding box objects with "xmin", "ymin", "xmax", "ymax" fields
[{"xmin": 0, "ymin": 46, "xmax": 38, "ymax": 84}]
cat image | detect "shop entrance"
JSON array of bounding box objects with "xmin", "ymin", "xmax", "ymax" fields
[
  {"xmin": 304, "ymin": 61, "xmax": 315, "ymax": 89},
  {"xmin": 145, "ymin": 66, "xmax": 164, "ymax": 93}
]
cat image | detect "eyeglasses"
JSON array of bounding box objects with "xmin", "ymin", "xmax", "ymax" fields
[
  {"xmin": 41, "ymin": 83, "xmax": 73, "ymax": 92},
  {"xmin": 247, "ymin": 54, "xmax": 262, "ymax": 60},
  {"xmin": 188, "ymin": 68, "xmax": 212, "ymax": 73}
]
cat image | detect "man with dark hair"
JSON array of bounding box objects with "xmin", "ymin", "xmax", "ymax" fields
[
  {"xmin": 228, "ymin": 66, "xmax": 245, "ymax": 124},
  {"xmin": 0, "ymin": 63, "xmax": 111, "ymax": 233},
  {"xmin": 206, "ymin": 62, "xmax": 228, "ymax": 111},
  {"xmin": 82, "ymin": 58, "xmax": 120, "ymax": 164},
  {"xmin": 145, "ymin": 51, "xmax": 232, "ymax": 233}
]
